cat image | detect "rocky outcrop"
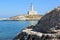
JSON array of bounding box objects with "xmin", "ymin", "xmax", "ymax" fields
[
  {"xmin": 9, "ymin": 15, "xmax": 43, "ymax": 20},
  {"xmin": 34, "ymin": 6, "xmax": 60, "ymax": 33},
  {"xmin": 13, "ymin": 6, "xmax": 60, "ymax": 40}
]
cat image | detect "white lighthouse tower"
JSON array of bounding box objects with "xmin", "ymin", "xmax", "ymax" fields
[{"xmin": 28, "ymin": 4, "xmax": 38, "ymax": 15}]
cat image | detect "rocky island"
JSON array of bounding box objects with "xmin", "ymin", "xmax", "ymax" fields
[
  {"xmin": 9, "ymin": 4, "xmax": 42, "ymax": 21},
  {"xmin": 13, "ymin": 6, "xmax": 60, "ymax": 40},
  {"xmin": 9, "ymin": 14, "xmax": 42, "ymax": 21},
  {"xmin": 0, "ymin": 4, "xmax": 42, "ymax": 21}
]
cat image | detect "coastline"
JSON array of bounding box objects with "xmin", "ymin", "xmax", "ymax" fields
[{"xmin": 0, "ymin": 17, "xmax": 42, "ymax": 21}]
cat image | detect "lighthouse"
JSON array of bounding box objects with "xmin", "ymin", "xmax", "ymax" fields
[{"xmin": 28, "ymin": 4, "xmax": 38, "ymax": 15}]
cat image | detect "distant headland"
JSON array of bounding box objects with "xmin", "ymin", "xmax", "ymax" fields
[{"xmin": 0, "ymin": 4, "xmax": 43, "ymax": 21}]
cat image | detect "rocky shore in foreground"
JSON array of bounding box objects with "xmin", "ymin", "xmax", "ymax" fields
[
  {"xmin": 13, "ymin": 6, "xmax": 60, "ymax": 40},
  {"xmin": 13, "ymin": 26, "xmax": 60, "ymax": 40}
]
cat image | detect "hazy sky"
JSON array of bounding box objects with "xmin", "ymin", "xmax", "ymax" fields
[{"xmin": 0, "ymin": 0, "xmax": 60, "ymax": 18}]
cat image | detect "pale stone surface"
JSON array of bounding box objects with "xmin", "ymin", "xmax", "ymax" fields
[{"xmin": 22, "ymin": 29, "xmax": 43, "ymax": 37}]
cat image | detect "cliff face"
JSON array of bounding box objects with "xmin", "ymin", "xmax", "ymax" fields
[
  {"xmin": 34, "ymin": 6, "xmax": 60, "ymax": 33},
  {"xmin": 13, "ymin": 7, "xmax": 60, "ymax": 40}
]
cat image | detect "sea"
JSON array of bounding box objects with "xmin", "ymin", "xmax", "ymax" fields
[{"xmin": 0, "ymin": 20, "xmax": 38, "ymax": 40}]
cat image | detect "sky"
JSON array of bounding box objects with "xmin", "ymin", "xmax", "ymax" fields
[{"xmin": 0, "ymin": 0, "xmax": 60, "ymax": 18}]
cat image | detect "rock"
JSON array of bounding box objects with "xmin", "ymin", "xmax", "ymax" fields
[
  {"xmin": 13, "ymin": 6, "xmax": 60, "ymax": 40},
  {"xmin": 34, "ymin": 6, "xmax": 60, "ymax": 33}
]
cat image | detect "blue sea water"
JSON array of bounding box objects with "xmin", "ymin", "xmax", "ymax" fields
[{"xmin": 0, "ymin": 20, "xmax": 38, "ymax": 40}]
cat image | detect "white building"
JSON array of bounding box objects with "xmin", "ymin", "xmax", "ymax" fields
[{"xmin": 28, "ymin": 4, "xmax": 38, "ymax": 15}]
